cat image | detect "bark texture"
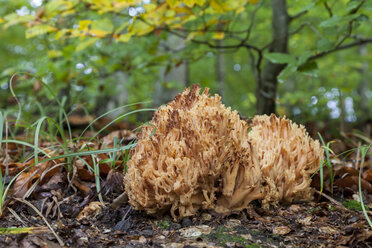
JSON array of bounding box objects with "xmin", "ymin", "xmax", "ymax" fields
[{"xmin": 257, "ymin": 0, "xmax": 290, "ymax": 114}]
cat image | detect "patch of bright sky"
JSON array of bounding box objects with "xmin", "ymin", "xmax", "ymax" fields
[
  {"xmin": 293, "ymin": 106, "xmax": 301, "ymax": 115},
  {"xmin": 16, "ymin": 6, "xmax": 30, "ymax": 16},
  {"xmin": 1, "ymin": 83, "xmax": 8, "ymax": 90},
  {"xmin": 14, "ymin": 45, "xmax": 25, "ymax": 54},
  {"xmin": 84, "ymin": 68, "xmax": 93, "ymax": 74},
  {"xmin": 30, "ymin": 0, "xmax": 43, "ymax": 8},
  {"xmin": 327, "ymin": 99, "xmax": 340, "ymax": 119},
  {"xmin": 344, "ymin": 97, "xmax": 356, "ymax": 122},
  {"xmin": 310, "ymin": 96, "xmax": 318, "ymax": 105},
  {"xmin": 206, "ymin": 52, "xmax": 214, "ymax": 58},
  {"xmin": 76, "ymin": 63, "xmax": 85, "ymax": 69},
  {"xmin": 311, "ymin": 107, "xmax": 318, "ymax": 115},
  {"xmin": 20, "ymin": 61, "xmax": 35, "ymax": 73},
  {"xmin": 234, "ymin": 64, "xmax": 241, "ymax": 72}
]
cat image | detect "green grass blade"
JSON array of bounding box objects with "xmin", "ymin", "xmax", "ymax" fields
[
  {"xmin": 359, "ymin": 144, "xmax": 372, "ymax": 228},
  {"xmin": 34, "ymin": 117, "xmax": 48, "ymax": 166},
  {"xmin": 78, "ymin": 102, "xmax": 153, "ymax": 139}
]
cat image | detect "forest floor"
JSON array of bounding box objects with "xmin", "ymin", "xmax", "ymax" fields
[
  {"xmin": 0, "ymin": 122, "xmax": 371, "ymax": 247},
  {"xmin": 0, "ymin": 193, "xmax": 370, "ymax": 247}
]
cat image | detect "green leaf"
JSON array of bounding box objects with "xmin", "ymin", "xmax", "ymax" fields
[
  {"xmin": 364, "ymin": 0, "xmax": 372, "ymax": 10},
  {"xmin": 25, "ymin": 25, "xmax": 57, "ymax": 38},
  {"xmin": 317, "ymin": 38, "xmax": 334, "ymax": 52},
  {"xmin": 319, "ymin": 14, "xmax": 360, "ymax": 27},
  {"xmin": 298, "ymin": 61, "xmax": 318, "ymax": 77},
  {"xmin": 347, "ymin": 1, "xmax": 361, "ymax": 12},
  {"xmin": 117, "ymin": 33, "xmax": 131, "ymax": 43},
  {"xmin": 91, "ymin": 18, "xmax": 114, "ymax": 33},
  {"xmin": 264, "ymin": 53, "xmax": 296, "ymax": 64},
  {"xmin": 75, "ymin": 38, "xmax": 98, "ymax": 52},
  {"xmin": 301, "ymin": 2, "xmax": 316, "ymax": 12},
  {"xmin": 278, "ymin": 64, "xmax": 298, "ymax": 83}
]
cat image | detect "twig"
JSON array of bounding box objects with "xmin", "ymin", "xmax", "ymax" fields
[
  {"xmin": 314, "ymin": 190, "xmax": 349, "ymax": 211},
  {"xmin": 14, "ymin": 198, "xmax": 64, "ymax": 246},
  {"xmin": 323, "ymin": 2, "xmax": 333, "ymax": 17},
  {"xmin": 309, "ymin": 38, "xmax": 372, "ymax": 61}
]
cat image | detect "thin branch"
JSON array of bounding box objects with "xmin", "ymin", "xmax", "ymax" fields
[
  {"xmin": 309, "ymin": 38, "xmax": 372, "ymax": 60},
  {"xmin": 244, "ymin": 2, "xmax": 263, "ymax": 42},
  {"xmin": 323, "ymin": 2, "xmax": 333, "ymax": 17},
  {"xmin": 335, "ymin": 0, "xmax": 365, "ymax": 48},
  {"xmin": 289, "ymin": 9, "xmax": 308, "ymax": 22},
  {"xmin": 165, "ymin": 29, "xmax": 261, "ymax": 52},
  {"xmin": 290, "ymin": 21, "xmax": 322, "ymax": 38}
]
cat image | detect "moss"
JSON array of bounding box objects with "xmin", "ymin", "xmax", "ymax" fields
[
  {"xmin": 203, "ymin": 226, "xmax": 261, "ymax": 248},
  {"xmin": 307, "ymin": 207, "xmax": 321, "ymax": 213},
  {"xmin": 343, "ymin": 199, "xmax": 370, "ymax": 212},
  {"xmin": 327, "ymin": 204, "xmax": 336, "ymax": 211},
  {"xmin": 157, "ymin": 220, "xmax": 171, "ymax": 230}
]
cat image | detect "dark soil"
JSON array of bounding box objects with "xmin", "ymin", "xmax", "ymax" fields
[{"xmin": 0, "ymin": 191, "xmax": 370, "ymax": 248}]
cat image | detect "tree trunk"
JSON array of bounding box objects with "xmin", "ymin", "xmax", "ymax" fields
[
  {"xmin": 357, "ymin": 44, "xmax": 369, "ymax": 121},
  {"xmin": 154, "ymin": 35, "xmax": 187, "ymax": 107},
  {"xmin": 256, "ymin": 0, "xmax": 289, "ymax": 115},
  {"xmin": 185, "ymin": 59, "xmax": 191, "ymax": 87}
]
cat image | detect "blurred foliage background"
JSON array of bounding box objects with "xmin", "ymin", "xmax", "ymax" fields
[{"xmin": 0, "ymin": 0, "xmax": 371, "ymax": 137}]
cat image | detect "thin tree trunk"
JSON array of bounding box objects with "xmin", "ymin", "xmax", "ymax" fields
[
  {"xmin": 357, "ymin": 44, "xmax": 369, "ymax": 121},
  {"xmin": 185, "ymin": 59, "xmax": 191, "ymax": 87},
  {"xmin": 256, "ymin": 0, "xmax": 289, "ymax": 115}
]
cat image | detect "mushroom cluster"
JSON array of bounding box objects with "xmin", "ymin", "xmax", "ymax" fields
[
  {"xmin": 124, "ymin": 85, "xmax": 323, "ymax": 219},
  {"xmin": 248, "ymin": 114, "xmax": 323, "ymax": 207}
]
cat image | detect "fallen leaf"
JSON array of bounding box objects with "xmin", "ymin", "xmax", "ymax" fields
[
  {"xmin": 363, "ymin": 168, "xmax": 372, "ymax": 182},
  {"xmin": 335, "ymin": 175, "xmax": 372, "ymax": 193},
  {"xmin": 77, "ymin": 201, "xmax": 103, "ymax": 221},
  {"xmin": 73, "ymin": 178, "xmax": 92, "ymax": 196},
  {"xmin": 320, "ymin": 226, "xmax": 338, "ymax": 234},
  {"xmin": 298, "ymin": 216, "xmax": 312, "ymax": 226},
  {"xmin": 273, "ymin": 226, "xmax": 291, "ymax": 235}
]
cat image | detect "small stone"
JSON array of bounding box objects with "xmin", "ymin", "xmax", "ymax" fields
[
  {"xmin": 138, "ymin": 236, "xmax": 146, "ymax": 244},
  {"xmin": 179, "ymin": 225, "xmax": 212, "ymax": 238},
  {"xmin": 170, "ymin": 222, "xmax": 182, "ymax": 230},
  {"xmin": 225, "ymin": 219, "xmax": 241, "ymax": 228},
  {"xmin": 182, "ymin": 218, "xmax": 192, "ymax": 227},
  {"xmin": 142, "ymin": 229, "xmax": 154, "ymax": 237},
  {"xmin": 201, "ymin": 213, "xmax": 212, "ymax": 221}
]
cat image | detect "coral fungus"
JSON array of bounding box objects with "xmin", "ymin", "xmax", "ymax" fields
[
  {"xmin": 124, "ymin": 85, "xmax": 323, "ymax": 219},
  {"xmin": 249, "ymin": 114, "xmax": 324, "ymax": 206}
]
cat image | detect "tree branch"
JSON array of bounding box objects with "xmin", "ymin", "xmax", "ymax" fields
[
  {"xmin": 323, "ymin": 2, "xmax": 333, "ymax": 17},
  {"xmin": 289, "ymin": 9, "xmax": 308, "ymax": 22},
  {"xmin": 165, "ymin": 29, "xmax": 261, "ymax": 52},
  {"xmin": 309, "ymin": 38, "xmax": 372, "ymax": 60}
]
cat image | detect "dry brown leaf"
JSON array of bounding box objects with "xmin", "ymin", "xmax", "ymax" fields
[
  {"xmin": 101, "ymin": 129, "xmax": 135, "ymax": 148},
  {"xmin": 335, "ymin": 166, "xmax": 359, "ymax": 178},
  {"xmin": 298, "ymin": 216, "xmax": 313, "ymax": 226},
  {"xmin": 1, "ymin": 162, "xmax": 25, "ymax": 175},
  {"xmin": 73, "ymin": 178, "xmax": 92, "ymax": 196},
  {"xmin": 272, "ymin": 226, "xmax": 291, "ymax": 235},
  {"xmin": 76, "ymin": 201, "xmax": 103, "ymax": 221},
  {"xmin": 334, "ymin": 175, "xmax": 372, "ymax": 193},
  {"xmin": 75, "ymin": 159, "xmax": 95, "ymax": 181},
  {"xmin": 12, "ymin": 159, "xmax": 61, "ymax": 198},
  {"xmin": 363, "ymin": 168, "xmax": 372, "ymax": 182},
  {"xmin": 320, "ymin": 226, "xmax": 338, "ymax": 235}
]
